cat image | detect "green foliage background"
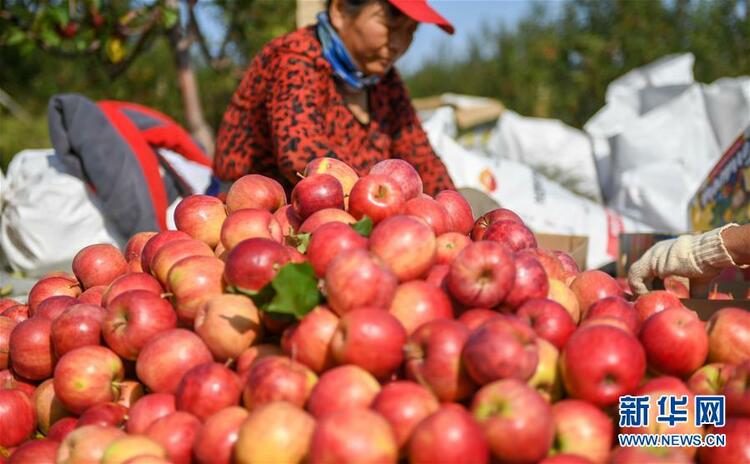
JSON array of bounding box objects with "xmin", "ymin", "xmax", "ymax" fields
[{"xmin": 0, "ymin": 0, "xmax": 748, "ymax": 171}]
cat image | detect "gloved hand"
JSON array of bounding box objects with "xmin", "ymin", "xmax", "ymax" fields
[{"xmin": 628, "ymin": 224, "xmax": 742, "ymax": 296}]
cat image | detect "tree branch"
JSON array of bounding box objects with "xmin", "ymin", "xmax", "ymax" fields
[{"xmin": 107, "ymin": 25, "xmax": 156, "ymax": 78}]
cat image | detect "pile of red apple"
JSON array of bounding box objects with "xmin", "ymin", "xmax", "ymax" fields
[{"xmin": 1, "ymin": 157, "xmax": 749, "ymax": 464}]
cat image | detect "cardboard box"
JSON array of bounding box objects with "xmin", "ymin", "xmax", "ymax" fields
[
  {"xmin": 689, "ymin": 125, "xmax": 750, "ymax": 232},
  {"xmin": 617, "ymin": 232, "xmax": 681, "ymax": 277},
  {"xmin": 683, "ymin": 298, "xmax": 750, "ymax": 321},
  {"xmin": 536, "ymin": 233, "xmax": 588, "ymax": 271}
]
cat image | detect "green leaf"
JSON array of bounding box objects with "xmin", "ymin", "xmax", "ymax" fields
[
  {"xmin": 249, "ymin": 262, "xmax": 321, "ymax": 320},
  {"xmin": 40, "ymin": 27, "xmax": 62, "ymax": 47},
  {"xmin": 5, "ymin": 29, "xmax": 27, "ymax": 46},
  {"xmin": 161, "ymin": 7, "xmax": 179, "ymax": 29},
  {"xmin": 47, "ymin": 7, "xmax": 69, "ymax": 26},
  {"xmin": 286, "ymin": 232, "xmax": 311, "ymax": 254},
  {"xmin": 351, "ymin": 216, "xmax": 373, "ymax": 237}
]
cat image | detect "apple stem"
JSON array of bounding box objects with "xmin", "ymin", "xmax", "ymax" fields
[
  {"xmin": 296, "ymin": 172, "xmax": 305, "ymax": 180},
  {"xmin": 225, "ymin": 358, "xmax": 234, "ymax": 368},
  {"xmin": 68, "ymin": 282, "xmax": 81, "ymax": 289},
  {"xmin": 160, "ymin": 292, "xmax": 173, "ymax": 298}
]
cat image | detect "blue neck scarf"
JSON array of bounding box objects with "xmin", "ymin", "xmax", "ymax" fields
[{"xmin": 316, "ymin": 12, "xmax": 380, "ymax": 92}]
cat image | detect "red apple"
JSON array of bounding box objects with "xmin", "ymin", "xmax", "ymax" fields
[
  {"xmin": 76, "ymin": 402, "xmax": 128, "ymax": 428},
  {"xmin": 404, "ymin": 319, "xmax": 476, "ymax": 402},
  {"xmin": 292, "ymin": 173, "xmax": 344, "ymax": 220},
  {"xmin": 707, "ymin": 307, "xmax": 750, "ymax": 364},
  {"xmin": 77, "ymin": 285, "xmax": 106, "ymax": 306},
  {"xmin": 553, "ymin": 250, "xmax": 580, "ymax": 275},
  {"xmin": 549, "ymin": 399, "xmax": 613, "ymax": 464},
  {"xmin": 371, "ymin": 381, "xmax": 439, "ymax": 450},
  {"xmin": 583, "ymin": 296, "xmax": 640, "ymax": 334},
  {"xmin": 425, "ymin": 263, "xmax": 450, "ymax": 290},
  {"xmin": 193, "ymin": 406, "xmax": 248, "ymax": 464},
  {"xmin": 569, "ymin": 270, "xmax": 623, "ymax": 315},
  {"xmin": 504, "ymin": 252, "xmax": 549, "ymax": 309},
  {"xmin": 32, "ymin": 378, "xmax": 71, "ymax": 434},
  {"xmin": 0, "ymin": 299, "xmax": 17, "ymax": 313},
  {"xmin": 8, "ymin": 317, "xmax": 54, "ymax": 380},
  {"xmin": 457, "ymin": 308, "xmax": 498, "ymax": 331},
  {"xmin": 298, "ymin": 208, "xmax": 357, "ymax": 234},
  {"xmin": 471, "ymin": 208, "xmax": 523, "ymax": 241},
  {"xmin": 140, "ymin": 230, "xmax": 192, "ymax": 275},
  {"xmin": 462, "ymin": 315, "xmax": 538, "ymax": 385},
  {"xmin": 639, "ymin": 307, "xmax": 708, "ymax": 377},
  {"xmin": 688, "ymin": 362, "xmax": 736, "ymax": 395},
  {"xmin": 194, "ymin": 294, "xmax": 262, "ymax": 362},
  {"xmin": 8, "ymin": 439, "xmax": 59, "ymax": 464},
  {"xmin": 56, "ymin": 425, "xmax": 125, "ymax": 463},
  {"xmin": 102, "ymin": 272, "xmax": 163, "ymax": 308},
  {"xmin": 72, "ymin": 243, "xmax": 127, "ymax": 289},
  {"xmin": 0, "ymin": 389, "xmax": 36, "ymax": 447},
  {"xmin": 516, "ymin": 298, "xmax": 576, "ymax": 351},
  {"xmin": 561, "ymin": 325, "xmax": 646, "ymax": 407},
  {"xmin": 369, "ymin": 215, "xmax": 437, "ymax": 282},
  {"xmin": 235, "ymin": 401, "xmax": 315, "ymax": 464},
  {"xmin": 369, "ymin": 158, "xmax": 422, "ymax": 200},
  {"xmin": 409, "ymin": 404, "xmax": 489, "ymax": 464},
  {"xmin": 664, "ymin": 275, "xmax": 690, "ymax": 298},
  {"xmin": 305, "ymin": 158, "xmax": 359, "ymax": 202},
  {"xmin": 0, "ymin": 317, "xmax": 16, "ymax": 370},
  {"xmin": 281, "ymin": 306, "xmax": 339, "ymax": 373},
  {"xmin": 243, "ymin": 355, "xmax": 317, "ymax": 410},
  {"xmin": 225, "ymin": 174, "xmax": 286, "ymax": 214},
  {"xmin": 307, "ymin": 221, "xmax": 368, "ymax": 278},
  {"xmin": 223, "ymin": 237, "xmax": 290, "ymax": 294},
  {"xmin": 324, "ymin": 249, "xmax": 398, "ymax": 316},
  {"xmin": 150, "ymin": 239, "xmax": 214, "ymax": 287},
  {"xmin": 47, "ymin": 416, "xmax": 77, "ymax": 442},
  {"xmin": 528, "ymin": 338, "xmax": 563, "ymax": 402},
  {"xmin": 125, "ymin": 231, "xmax": 158, "ymax": 264},
  {"xmin": 135, "ymin": 329, "xmax": 213, "ymax": 394},
  {"xmin": 540, "ymin": 455, "xmax": 594, "ymax": 464},
  {"xmin": 220, "ymin": 208, "xmax": 283, "ymax": 252},
  {"xmin": 309, "ymin": 407, "xmax": 398, "ymax": 464},
  {"xmin": 402, "ymin": 196, "xmax": 450, "ymax": 235},
  {"xmin": 611, "ymin": 447, "xmax": 692, "ymax": 463},
  {"xmin": 145, "ymin": 411, "xmax": 201, "ymax": 464},
  {"xmin": 472, "ymin": 378, "xmax": 554, "ymax": 463},
  {"xmin": 1, "ymin": 304, "xmax": 29, "ymax": 322},
  {"xmin": 273, "ymin": 204, "xmax": 302, "ymax": 236},
  {"xmin": 307, "ymin": 364, "xmax": 381, "ymax": 418},
  {"xmin": 27, "ymin": 276, "xmax": 81, "ymax": 314},
  {"xmin": 51, "ymin": 303, "xmax": 105, "ymax": 357},
  {"xmin": 176, "ymin": 362, "xmax": 242, "ymax": 420},
  {"xmin": 697, "ymin": 418, "xmax": 750, "ymax": 463},
  {"xmin": 330, "ymin": 307, "xmax": 407, "ymax": 380},
  {"xmin": 174, "ymin": 194, "xmax": 227, "ymax": 248},
  {"xmin": 32, "ymin": 295, "xmax": 78, "ymax": 320},
  {"xmin": 435, "ymin": 232, "xmax": 471, "ymax": 266},
  {"xmin": 235, "ymin": 344, "xmax": 284, "ymax": 381},
  {"xmin": 0, "ymin": 369, "xmax": 35, "ymax": 397},
  {"xmin": 448, "ymin": 241, "xmax": 516, "ymax": 308},
  {"xmin": 436, "ymin": 190, "xmax": 474, "ymax": 235},
  {"xmin": 348, "ymin": 174, "xmax": 406, "ymax": 223},
  {"xmin": 53, "ymin": 345, "xmax": 124, "ymax": 414},
  {"xmin": 633, "ymin": 290, "xmax": 684, "ymax": 322},
  {"xmin": 723, "ymin": 360, "xmax": 750, "ymax": 417},
  {"xmin": 126, "ymin": 393, "xmax": 176, "ymax": 434},
  {"xmin": 103, "ymin": 290, "xmax": 177, "ymax": 360},
  {"xmin": 483, "ymin": 219, "xmax": 537, "ymax": 252},
  {"xmin": 388, "ymin": 280, "xmax": 453, "ymax": 335},
  {"xmin": 168, "ymin": 255, "xmax": 224, "ymax": 325}
]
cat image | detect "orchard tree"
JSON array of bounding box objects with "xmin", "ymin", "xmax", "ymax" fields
[{"xmin": 0, "ymin": 0, "xmax": 296, "ymax": 156}]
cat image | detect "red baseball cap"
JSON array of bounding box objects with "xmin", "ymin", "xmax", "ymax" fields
[{"xmin": 388, "ymin": 0, "xmax": 455, "ymax": 34}]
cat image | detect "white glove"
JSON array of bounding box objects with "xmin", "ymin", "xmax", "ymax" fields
[{"xmin": 628, "ymin": 224, "xmax": 741, "ymax": 296}]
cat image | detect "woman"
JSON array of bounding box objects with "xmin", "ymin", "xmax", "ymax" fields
[{"xmin": 213, "ymin": 0, "xmax": 456, "ymax": 195}]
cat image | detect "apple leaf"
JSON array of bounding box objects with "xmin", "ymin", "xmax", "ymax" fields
[
  {"xmin": 286, "ymin": 232, "xmax": 311, "ymax": 254},
  {"xmin": 250, "ymin": 262, "xmax": 320, "ymax": 320},
  {"xmin": 351, "ymin": 216, "xmax": 373, "ymax": 237}
]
